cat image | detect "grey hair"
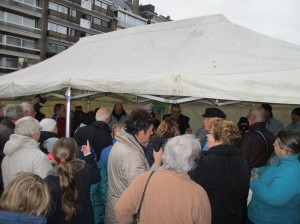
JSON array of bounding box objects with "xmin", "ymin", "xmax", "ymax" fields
[
  {"xmin": 3, "ymin": 104, "xmax": 24, "ymax": 121},
  {"xmin": 14, "ymin": 116, "xmax": 40, "ymax": 137},
  {"xmin": 95, "ymin": 107, "xmax": 111, "ymax": 122},
  {"xmin": 249, "ymin": 106, "xmax": 266, "ymax": 122},
  {"xmin": 21, "ymin": 102, "xmax": 34, "ymax": 113},
  {"xmin": 162, "ymin": 134, "xmax": 201, "ymax": 173}
]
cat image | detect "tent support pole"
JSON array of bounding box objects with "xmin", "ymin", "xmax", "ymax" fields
[{"xmin": 65, "ymin": 87, "xmax": 72, "ymax": 138}]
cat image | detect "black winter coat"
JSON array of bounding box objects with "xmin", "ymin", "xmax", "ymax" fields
[
  {"xmin": 45, "ymin": 154, "xmax": 100, "ymax": 224},
  {"xmin": 38, "ymin": 131, "xmax": 59, "ymax": 154},
  {"xmin": 189, "ymin": 144, "xmax": 250, "ymax": 224},
  {"xmin": 73, "ymin": 121, "xmax": 112, "ymax": 161}
]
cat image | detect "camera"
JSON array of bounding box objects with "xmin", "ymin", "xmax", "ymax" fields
[
  {"xmin": 151, "ymin": 136, "xmax": 166, "ymax": 152},
  {"xmin": 35, "ymin": 95, "xmax": 46, "ymax": 104}
]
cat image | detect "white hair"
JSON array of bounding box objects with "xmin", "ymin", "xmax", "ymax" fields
[
  {"xmin": 14, "ymin": 116, "xmax": 40, "ymax": 137},
  {"xmin": 162, "ymin": 134, "xmax": 201, "ymax": 173},
  {"xmin": 95, "ymin": 107, "xmax": 111, "ymax": 122},
  {"xmin": 3, "ymin": 104, "xmax": 24, "ymax": 121},
  {"xmin": 21, "ymin": 102, "xmax": 33, "ymax": 112}
]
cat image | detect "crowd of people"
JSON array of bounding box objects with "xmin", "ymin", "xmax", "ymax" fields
[{"xmin": 0, "ymin": 99, "xmax": 299, "ymax": 224}]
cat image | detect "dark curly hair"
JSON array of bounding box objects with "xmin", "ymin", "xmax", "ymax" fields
[{"xmin": 126, "ymin": 109, "xmax": 153, "ymax": 136}]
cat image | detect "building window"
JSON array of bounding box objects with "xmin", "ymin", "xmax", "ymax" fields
[
  {"xmin": 102, "ymin": 20, "xmax": 108, "ymax": 27},
  {"xmin": 2, "ymin": 35, "xmax": 36, "ymax": 50},
  {"xmin": 0, "ymin": 57, "xmax": 18, "ymax": 69},
  {"xmin": 118, "ymin": 12, "xmax": 146, "ymax": 27},
  {"xmin": 49, "ymin": 2, "xmax": 68, "ymax": 15},
  {"xmin": 94, "ymin": 0, "xmax": 107, "ymax": 10},
  {"xmin": 93, "ymin": 17, "xmax": 101, "ymax": 26},
  {"xmin": 48, "ymin": 22, "xmax": 67, "ymax": 35},
  {"xmin": 47, "ymin": 43, "xmax": 67, "ymax": 53},
  {"xmin": 0, "ymin": 11, "xmax": 37, "ymax": 28},
  {"xmin": 15, "ymin": 0, "xmax": 38, "ymax": 6},
  {"xmin": 69, "ymin": 9, "xmax": 77, "ymax": 17},
  {"xmin": 68, "ymin": 28, "xmax": 76, "ymax": 37}
]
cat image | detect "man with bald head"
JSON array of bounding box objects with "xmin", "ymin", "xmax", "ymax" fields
[
  {"xmin": 110, "ymin": 102, "xmax": 129, "ymax": 128},
  {"xmin": 238, "ymin": 106, "xmax": 275, "ymax": 168},
  {"xmin": 74, "ymin": 107, "xmax": 112, "ymax": 161}
]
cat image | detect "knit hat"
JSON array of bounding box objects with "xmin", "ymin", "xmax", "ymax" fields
[
  {"xmin": 292, "ymin": 107, "xmax": 300, "ymax": 116},
  {"xmin": 43, "ymin": 137, "xmax": 59, "ymax": 153},
  {"xmin": 40, "ymin": 118, "xmax": 57, "ymax": 132}
]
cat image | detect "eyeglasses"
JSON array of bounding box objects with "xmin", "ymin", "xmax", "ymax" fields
[{"xmin": 247, "ymin": 114, "xmax": 256, "ymax": 118}]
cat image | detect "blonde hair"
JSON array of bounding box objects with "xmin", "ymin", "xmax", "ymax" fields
[
  {"xmin": 0, "ymin": 172, "xmax": 50, "ymax": 215},
  {"xmin": 210, "ymin": 119, "xmax": 241, "ymax": 145},
  {"xmin": 156, "ymin": 118, "xmax": 180, "ymax": 139},
  {"xmin": 53, "ymin": 138, "xmax": 85, "ymax": 221}
]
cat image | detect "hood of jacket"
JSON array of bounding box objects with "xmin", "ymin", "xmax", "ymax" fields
[
  {"xmin": 4, "ymin": 134, "xmax": 39, "ymax": 156},
  {"xmin": 115, "ymin": 129, "xmax": 144, "ymax": 154}
]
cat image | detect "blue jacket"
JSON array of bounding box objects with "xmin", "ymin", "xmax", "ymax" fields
[
  {"xmin": 0, "ymin": 211, "xmax": 47, "ymax": 224},
  {"xmin": 248, "ymin": 154, "xmax": 300, "ymax": 224},
  {"xmin": 99, "ymin": 139, "xmax": 116, "ymax": 171}
]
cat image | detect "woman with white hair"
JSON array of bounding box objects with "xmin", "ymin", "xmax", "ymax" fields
[
  {"xmin": 1, "ymin": 116, "xmax": 52, "ymax": 188},
  {"xmin": 115, "ymin": 135, "xmax": 211, "ymax": 224}
]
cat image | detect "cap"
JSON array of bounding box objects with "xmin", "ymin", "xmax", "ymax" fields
[
  {"xmin": 261, "ymin": 103, "xmax": 273, "ymax": 116},
  {"xmin": 40, "ymin": 118, "xmax": 57, "ymax": 132},
  {"xmin": 43, "ymin": 137, "xmax": 59, "ymax": 153},
  {"xmin": 202, "ymin": 108, "xmax": 226, "ymax": 118},
  {"xmin": 143, "ymin": 104, "xmax": 154, "ymax": 113},
  {"xmin": 292, "ymin": 107, "xmax": 300, "ymax": 116}
]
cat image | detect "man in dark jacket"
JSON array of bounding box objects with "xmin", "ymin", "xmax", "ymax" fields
[
  {"xmin": 238, "ymin": 106, "xmax": 275, "ymax": 168},
  {"xmin": 74, "ymin": 107, "xmax": 112, "ymax": 161},
  {"xmin": 0, "ymin": 104, "xmax": 24, "ymax": 193},
  {"xmin": 163, "ymin": 104, "xmax": 192, "ymax": 135}
]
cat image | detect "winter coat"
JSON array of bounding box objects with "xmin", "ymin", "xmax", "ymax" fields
[
  {"xmin": 248, "ymin": 154, "xmax": 300, "ymax": 224},
  {"xmin": 115, "ymin": 168, "xmax": 212, "ymax": 224},
  {"xmin": 0, "ymin": 210, "xmax": 47, "ymax": 224},
  {"xmin": 189, "ymin": 144, "xmax": 250, "ymax": 224},
  {"xmin": 0, "ymin": 118, "xmax": 15, "ymax": 192},
  {"xmin": 74, "ymin": 121, "xmax": 112, "ymax": 161},
  {"xmin": 110, "ymin": 109, "xmax": 129, "ymax": 128},
  {"xmin": 2, "ymin": 134, "xmax": 52, "ymax": 188},
  {"xmin": 238, "ymin": 122, "xmax": 275, "ymax": 168},
  {"xmin": 45, "ymin": 154, "xmax": 100, "ymax": 224},
  {"xmin": 105, "ymin": 129, "xmax": 160, "ymax": 224}
]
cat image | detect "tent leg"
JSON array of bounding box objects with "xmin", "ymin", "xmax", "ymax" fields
[{"xmin": 65, "ymin": 87, "xmax": 72, "ymax": 137}]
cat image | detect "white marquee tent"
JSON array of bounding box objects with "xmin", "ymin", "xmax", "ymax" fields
[{"xmin": 0, "ymin": 14, "xmax": 300, "ymax": 105}]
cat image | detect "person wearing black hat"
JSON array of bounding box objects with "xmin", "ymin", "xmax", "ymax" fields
[
  {"xmin": 285, "ymin": 107, "xmax": 300, "ymax": 132},
  {"xmin": 200, "ymin": 107, "xmax": 226, "ymax": 151},
  {"xmin": 261, "ymin": 103, "xmax": 283, "ymax": 137}
]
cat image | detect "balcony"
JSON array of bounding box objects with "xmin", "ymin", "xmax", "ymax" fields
[
  {"xmin": 0, "ymin": 43, "xmax": 40, "ymax": 55},
  {"xmin": 47, "ymin": 31, "xmax": 80, "ymax": 43},
  {"xmin": 0, "ymin": 20, "xmax": 41, "ymax": 37},
  {"xmin": 0, "ymin": 0, "xmax": 42, "ymax": 17},
  {"xmin": 48, "ymin": 9, "xmax": 81, "ymax": 24},
  {"xmin": 91, "ymin": 23, "xmax": 112, "ymax": 33}
]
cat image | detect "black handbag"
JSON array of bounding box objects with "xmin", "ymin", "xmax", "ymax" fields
[{"xmin": 132, "ymin": 171, "xmax": 155, "ymax": 224}]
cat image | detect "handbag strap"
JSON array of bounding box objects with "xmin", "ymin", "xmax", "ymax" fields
[
  {"xmin": 135, "ymin": 171, "xmax": 155, "ymax": 218},
  {"xmin": 253, "ymin": 130, "xmax": 269, "ymax": 160}
]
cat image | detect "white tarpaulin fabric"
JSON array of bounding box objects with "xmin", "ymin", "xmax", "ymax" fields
[{"xmin": 0, "ymin": 14, "xmax": 300, "ymax": 104}]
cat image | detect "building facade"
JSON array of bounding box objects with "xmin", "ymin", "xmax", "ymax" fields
[{"xmin": 0, "ymin": 0, "xmax": 153, "ymax": 75}]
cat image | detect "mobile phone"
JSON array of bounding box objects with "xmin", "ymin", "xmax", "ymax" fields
[{"xmin": 151, "ymin": 136, "xmax": 166, "ymax": 152}]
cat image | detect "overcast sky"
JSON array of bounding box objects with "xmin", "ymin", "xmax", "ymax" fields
[{"xmin": 139, "ymin": 0, "xmax": 300, "ymax": 46}]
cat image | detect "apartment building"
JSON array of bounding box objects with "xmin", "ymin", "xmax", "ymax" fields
[{"xmin": 0, "ymin": 0, "xmax": 149, "ymax": 75}]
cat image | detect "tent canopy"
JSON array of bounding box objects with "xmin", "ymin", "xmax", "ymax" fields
[{"xmin": 0, "ymin": 14, "xmax": 300, "ymax": 104}]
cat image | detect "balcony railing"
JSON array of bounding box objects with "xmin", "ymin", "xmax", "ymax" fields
[
  {"xmin": 48, "ymin": 9, "xmax": 81, "ymax": 24},
  {"xmin": 0, "ymin": 43, "xmax": 40, "ymax": 55},
  {"xmin": 1, "ymin": 0, "xmax": 42, "ymax": 15},
  {"xmin": 91, "ymin": 23, "xmax": 112, "ymax": 33},
  {"xmin": 47, "ymin": 31, "xmax": 80, "ymax": 43},
  {"xmin": 0, "ymin": 20, "xmax": 42, "ymax": 36}
]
